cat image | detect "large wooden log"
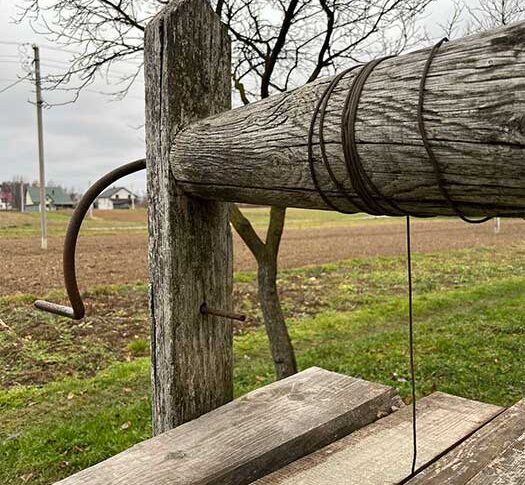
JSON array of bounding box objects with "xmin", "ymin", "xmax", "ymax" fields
[
  {"xmin": 171, "ymin": 22, "xmax": 525, "ymax": 217},
  {"xmin": 145, "ymin": 0, "xmax": 233, "ymax": 435}
]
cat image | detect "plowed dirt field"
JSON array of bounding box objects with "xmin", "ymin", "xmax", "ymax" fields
[{"xmin": 1, "ymin": 217, "xmax": 523, "ymax": 297}]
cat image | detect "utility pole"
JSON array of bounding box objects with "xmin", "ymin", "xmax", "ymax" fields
[
  {"xmin": 33, "ymin": 44, "xmax": 48, "ymax": 250},
  {"xmin": 20, "ymin": 182, "xmax": 25, "ymax": 213},
  {"xmin": 88, "ymin": 181, "xmax": 94, "ymax": 219},
  {"xmin": 494, "ymin": 217, "xmax": 501, "ymax": 234}
]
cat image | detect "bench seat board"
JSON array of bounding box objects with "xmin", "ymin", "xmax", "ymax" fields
[
  {"xmin": 408, "ymin": 400, "xmax": 525, "ymax": 485},
  {"xmin": 467, "ymin": 431, "xmax": 525, "ymax": 485},
  {"xmin": 254, "ymin": 392, "xmax": 502, "ymax": 485},
  {"xmin": 55, "ymin": 367, "xmax": 400, "ymax": 485}
]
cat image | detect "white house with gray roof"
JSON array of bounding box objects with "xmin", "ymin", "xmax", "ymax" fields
[{"xmin": 95, "ymin": 186, "xmax": 137, "ymax": 210}]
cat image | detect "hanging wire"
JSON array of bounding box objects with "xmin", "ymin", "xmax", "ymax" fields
[
  {"xmin": 308, "ymin": 66, "xmax": 361, "ymax": 213},
  {"xmin": 308, "ymin": 57, "xmax": 422, "ymax": 475},
  {"xmin": 406, "ymin": 216, "xmax": 417, "ymax": 475}
]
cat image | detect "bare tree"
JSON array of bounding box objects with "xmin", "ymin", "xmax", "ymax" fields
[
  {"xmin": 441, "ymin": 0, "xmax": 525, "ymax": 37},
  {"xmin": 465, "ymin": 0, "xmax": 525, "ymax": 30},
  {"xmin": 16, "ymin": 0, "xmax": 434, "ymax": 379}
]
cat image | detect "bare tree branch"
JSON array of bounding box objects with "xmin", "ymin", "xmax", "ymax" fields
[
  {"xmin": 230, "ymin": 204, "xmax": 265, "ymax": 261},
  {"xmin": 307, "ymin": 0, "xmax": 334, "ymax": 83},
  {"xmin": 260, "ymin": 0, "xmax": 299, "ymax": 98},
  {"xmin": 99, "ymin": 0, "xmax": 145, "ymax": 31},
  {"xmin": 441, "ymin": 0, "xmax": 525, "ymax": 39},
  {"xmin": 266, "ymin": 207, "xmax": 286, "ymax": 257}
]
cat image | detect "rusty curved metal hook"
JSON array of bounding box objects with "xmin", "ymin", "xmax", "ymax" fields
[{"xmin": 34, "ymin": 159, "xmax": 147, "ymax": 319}]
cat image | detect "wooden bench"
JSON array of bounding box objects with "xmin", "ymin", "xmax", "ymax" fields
[
  {"xmin": 256, "ymin": 392, "xmax": 503, "ymax": 484},
  {"xmin": 55, "ymin": 367, "xmax": 525, "ymax": 484},
  {"xmin": 407, "ymin": 399, "xmax": 525, "ymax": 484},
  {"xmin": 55, "ymin": 368, "xmax": 401, "ymax": 484}
]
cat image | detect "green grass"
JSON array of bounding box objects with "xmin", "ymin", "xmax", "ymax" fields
[
  {"xmin": 0, "ymin": 210, "xmax": 148, "ymax": 239},
  {"xmin": 238, "ymin": 207, "xmax": 380, "ymax": 230},
  {"xmin": 0, "ymin": 361, "xmax": 152, "ymax": 484},
  {"xmin": 0, "ymin": 207, "xmax": 389, "ymax": 239},
  {"xmin": 126, "ymin": 339, "xmax": 149, "ymax": 357},
  {"xmin": 234, "ymin": 277, "xmax": 524, "ymax": 403},
  {"xmin": 0, "ymin": 246, "xmax": 523, "ymax": 483},
  {"xmin": 2, "ymin": 245, "xmax": 522, "ymax": 388}
]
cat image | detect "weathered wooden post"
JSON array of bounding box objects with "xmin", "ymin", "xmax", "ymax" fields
[{"xmin": 145, "ymin": 0, "xmax": 233, "ymax": 434}]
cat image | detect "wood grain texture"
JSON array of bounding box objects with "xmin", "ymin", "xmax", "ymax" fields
[
  {"xmin": 145, "ymin": 0, "xmax": 233, "ymax": 435},
  {"xmin": 467, "ymin": 430, "xmax": 525, "ymax": 484},
  {"xmin": 54, "ymin": 367, "xmax": 401, "ymax": 485},
  {"xmin": 171, "ymin": 22, "xmax": 525, "ymax": 217},
  {"xmin": 407, "ymin": 399, "xmax": 525, "ymax": 484},
  {"xmin": 254, "ymin": 392, "xmax": 503, "ymax": 485}
]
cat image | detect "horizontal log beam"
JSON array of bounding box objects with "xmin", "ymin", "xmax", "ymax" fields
[{"xmin": 171, "ymin": 22, "xmax": 525, "ymax": 217}]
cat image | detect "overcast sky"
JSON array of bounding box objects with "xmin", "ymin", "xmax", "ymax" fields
[
  {"xmin": 0, "ymin": 0, "xmax": 146, "ymax": 194},
  {"xmin": 0, "ymin": 0, "xmax": 460, "ymax": 193}
]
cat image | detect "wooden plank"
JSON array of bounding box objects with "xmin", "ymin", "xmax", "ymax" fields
[
  {"xmin": 407, "ymin": 399, "xmax": 525, "ymax": 484},
  {"xmin": 54, "ymin": 368, "xmax": 401, "ymax": 485},
  {"xmin": 255, "ymin": 392, "xmax": 503, "ymax": 485},
  {"xmin": 467, "ymin": 429, "xmax": 525, "ymax": 484},
  {"xmin": 144, "ymin": 0, "xmax": 233, "ymax": 434},
  {"xmin": 170, "ymin": 22, "xmax": 525, "ymax": 217}
]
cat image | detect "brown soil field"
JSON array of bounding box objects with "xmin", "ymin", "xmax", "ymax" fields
[{"xmin": 1, "ymin": 218, "xmax": 523, "ymax": 298}]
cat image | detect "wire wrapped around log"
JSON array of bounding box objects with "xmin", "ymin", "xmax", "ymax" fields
[{"xmin": 308, "ymin": 38, "xmax": 491, "ymax": 221}]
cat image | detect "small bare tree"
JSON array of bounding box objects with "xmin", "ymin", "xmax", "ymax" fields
[
  {"xmin": 441, "ymin": 0, "xmax": 525, "ymax": 38},
  {"xmin": 465, "ymin": 0, "xmax": 525, "ymax": 30},
  {"xmin": 17, "ymin": 0, "xmax": 434, "ymax": 379}
]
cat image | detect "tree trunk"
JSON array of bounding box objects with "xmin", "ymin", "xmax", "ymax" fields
[
  {"xmin": 257, "ymin": 249, "xmax": 298, "ymax": 380},
  {"xmin": 230, "ymin": 205, "xmax": 297, "ymax": 379}
]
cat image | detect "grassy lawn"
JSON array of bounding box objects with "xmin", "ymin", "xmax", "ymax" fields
[
  {"xmin": 0, "ymin": 210, "xmax": 148, "ymax": 239},
  {"xmin": 0, "ymin": 207, "xmax": 387, "ymax": 239},
  {"xmin": 238, "ymin": 207, "xmax": 381, "ymax": 230},
  {"xmin": 0, "ymin": 245, "xmax": 523, "ymax": 483}
]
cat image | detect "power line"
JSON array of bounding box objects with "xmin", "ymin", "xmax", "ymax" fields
[
  {"xmin": 0, "ymin": 58, "xmax": 143, "ymax": 81},
  {"xmin": 0, "ymin": 40, "xmax": 76, "ymax": 55},
  {"xmin": 1, "ymin": 39, "xmax": 143, "ymax": 73},
  {"xmin": 0, "ymin": 74, "xmax": 31, "ymax": 94},
  {"xmin": 0, "ymin": 54, "xmax": 71, "ymax": 65},
  {"xmin": 37, "ymin": 44, "xmax": 78, "ymax": 55},
  {"xmin": 0, "ymin": 40, "xmax": 29, "ymax": 47},
  {"xmin": 0, "ymin": 40, "xmax": 143, "ymax": 64}
]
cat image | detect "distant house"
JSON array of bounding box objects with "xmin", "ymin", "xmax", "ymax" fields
[
  {"xmin": 25, "ymin": 186, "xmax": 74, "ymax": 212},
  {"xmin": 0, "ymin": 189, "xmax": 13, "ymax": 210},
  {"xmin": 95, "ymin": 186, "xmax": 137, "ymax": 210}
]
